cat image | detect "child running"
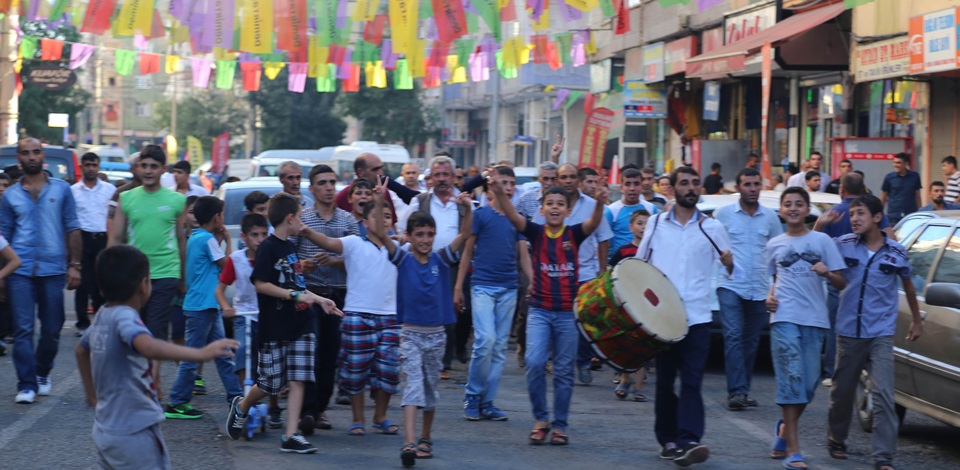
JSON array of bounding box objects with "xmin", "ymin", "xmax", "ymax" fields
[
  {"xmin": 609, "ymin": 209, "xmax": 649, "ymax": 402},
  {"xmin": 76, "ymin": 245, "xmax": 238, "ymax": 469},
  {"xmin": 765, "ymin": 187, "xmax": 846, "ymax": 469},
  {"xmin": 368, "ymin": 178, "xmax": 473, "ymax": 466},
  {"xmin": 225, "ymin": 193, "xmax": 343, "ymax": 453},
  {"xmin": 825, "ymin": 194, "xmax": 923, "ymax": 470},
  {"xmin": 488, "ymin": 177, "xmax": 608, "ymax": 446}
]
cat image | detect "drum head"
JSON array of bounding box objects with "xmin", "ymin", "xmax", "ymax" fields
[{"xmin": 612, "ymin": 258, "xmax": 688, "ymax": 343}]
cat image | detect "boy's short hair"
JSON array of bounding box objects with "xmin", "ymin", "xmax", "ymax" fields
[
  {"xmin": 406, "ymin": 211, "xmax": 437, "ymax": 234},
  {"xmin": 931, "ymin": 180, "xmax": 946, "ymax": 189},
  {"xmin": 81, "ymin": 152, "xmax": 99, "ymax": 164},
  {"xmin": 494, "ymin": 165, "xmax": 515, "ymax": 178},
  {"xmin": 244, "ymin": 190, "xmax": 270, "ymax": 211},
  {"xmin": 805, "ymin": 170, "xmax": 820, "ymax": 181},
  {"xmin": 139, "ymin": 144, "xmax": 166, "ymax": 165},
  {"xmin": 268, "ymin": 192, "xmax": 301, "ymax": 227},
  {"xmin": 543, "ymin": 186, "xmax": 572, "ymax": 206},
  {"xmin": 241, "ymin": 213, "xmax": 269, "ymax": 234},
  {"xmin": 943, "ymin": 156, "xmax": 957, "ymax": 167},
  {"xmin": 850, "ymin": 194, "xmax": 884, "ymax": 216},
  {"xmin": 308, "ymin": 164, "xmax": 335, "ymax": 184},
  {"xmin": 577, "ymin": 167, "xmax": 598, "ymax": 181},
  {"xmin": 192, "ymin": 196, "xmax": 224, "ymax": 226},
  {"xmin": 172, "ymin": 160, "xmax": 191, "ymax": 173},
  {"xmin": 360, "ymin": 200, "xmax": 392, "ymax": 220},
  {"xmin": 0, "ymin": 173, "xmax": 12, "ymax": 184},
  {"xmin": 349, "ymin": 179, "xmax": 373, "ymax": 197},
  {"xmin": 780, "ymin": 186, "xmax": 810, "ymax": 205},
  {"xmin": 621, "ymin": 168, "xmax": 642, "ymax": 181},
  {"xmin": 629, "ymin": 209, "xmax": 650, "ymax": 223},
  {"xmin": 97, "ymin": 245, "xmax": 150, "ymax": 302},
  {"xmin": 894, "ymin": 152, "xmax": 910, "ymax": 164},
  {"xmin": 710, "ymin": 162, "xmax": 721, "ymax": 171},
  {"xmin": 185, "ymin": 195, "xmax": 200, "ymax": 208}
]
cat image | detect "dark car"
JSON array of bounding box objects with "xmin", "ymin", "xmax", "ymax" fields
[{"xmin": 0, "ymin": 145, "xmax": 80, "ymax": 183}]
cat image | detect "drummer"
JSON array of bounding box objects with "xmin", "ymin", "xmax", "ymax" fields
[{"xmin": 634, "ymin": 166, "xmax": 739, "ymax": 467}]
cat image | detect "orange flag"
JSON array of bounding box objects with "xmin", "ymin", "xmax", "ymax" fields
[
  {"xmin": 40, "ymin": 39, "xmax": 64, "ymax": 60},
  {"xmin": 139, "ymin": 53, "xmax": 161, "ymax": 74}
]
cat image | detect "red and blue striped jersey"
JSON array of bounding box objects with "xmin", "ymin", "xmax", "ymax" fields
[{"xmin": 522, "ymin": 222, "xmax": 588, "ymax": 311}]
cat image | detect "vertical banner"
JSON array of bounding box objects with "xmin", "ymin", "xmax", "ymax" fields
[
  {"xmin": 115, "ymin": 0, "xmax": 155, "ymax": 36},
  {"xmin": 577, "ymin": 107, "xmax": 615, "ymax": 171},
  {"xmin": 277, "ymin": 0, "xmax": 308, "ymax": 55},
  {"xmin": 760, "ymin": 42, "xmax": 772, "ymax": 188},
  {"xmin": 471, "ymin": 0, "xmax": 500, "ymax": 41},
  {"xmin": 186, "ymin": 135, "xmax": 205, "ymax": 169},
  {"xmin": 389, "ymin": 0, "xmax": 419, "ymax": 54},
  {"xmin": 165, "ymin": 135, "xmax": 179, "ymax": 165},
  {"xmin": 202, "ymin": 0, "xmax": 236, "ymax": 50},
  {"xmin": 211, "ymin": 132, "xmax": 230, "ymax": 173},
  {"xmin": 239, "ymin": 0, "xmax": 274, "ymax": 53},
  {"xmin": 432, "ymin": 0, "xmax": 467, "ymax": 43},
  {"xmin": 81, "ymin": 0, "xmax": 117, "ymax": 34},
  {"xmin": 703, "ymin": 81, "xmax": 720, "ymax": 121}
]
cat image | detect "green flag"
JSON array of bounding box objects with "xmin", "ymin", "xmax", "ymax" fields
[
  {"xmin": 599, "ymin": 0, "xmax": 614, "ymax": 17},
  {"xmin": 216, "ymin": 60, "xmax": 237, "ymax": 89},
  {"xmin": 317, "ymin": 65, "xmax": 336, "ymax": 92},
  {"xmin": 843, "ymin": 0, "xmax": 874, "ymax": 7},
  {"xmin": 394, "ymin": 59, "xmax": 413, "ymax": 90},
  {"xmin": 20, "ymin": 36, "xmax": 38, "ymax": 59},
  {"xmin": 657, "ymin": 0, "xmax": 690, "ymax": 5},
  {"xmin": 565, "ymin": 91, "xmax": 584, "ymax": 110},
  {"xmin": 115, "ymin": 50, "xmax": 136, "ymax": 76}
]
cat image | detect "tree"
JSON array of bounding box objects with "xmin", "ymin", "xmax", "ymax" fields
[
  {"xmin": 248, "ymin": 70, "xmax": 346, "ymax": 150},
  {"xmin": 155, "ymin": 90, "xmax": 248, "ymax": 158},
  {"xmin": 18, "ymin": 21, "xmax": 92, "ymax": 144},
  {"xmin": 335, "ymin": 74, "xmax": 439, "ymax": 148}
]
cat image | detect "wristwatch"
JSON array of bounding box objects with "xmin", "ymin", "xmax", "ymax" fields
[
  {"xmin": 289, "ymin": 290, "xmax": 301, "ymax": 301},
  {"xmin": 69, "ymin": 262, "xmax": 81, "ymax": 271}
]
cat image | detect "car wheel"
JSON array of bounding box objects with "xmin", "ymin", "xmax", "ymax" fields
[{"xmin": 856, "ymin": 369, "xmax": 874, "ymax": 433}]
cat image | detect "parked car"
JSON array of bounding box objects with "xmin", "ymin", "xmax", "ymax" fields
[
  {"xmin": 856, "ymin": 213, "xmax": 960, "ymax": 431},
  {"xmin": 0, "ymin": 144, "xmax": 80, "ymax": 183},
  {"xmin": 248, "ymin": 158, "xmax": 317, "ymax": 179}
]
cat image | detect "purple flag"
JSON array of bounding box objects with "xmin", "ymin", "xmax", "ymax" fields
[
  {"xmin": 336, "ymin": 0, "xmax": 348, "ymax": 29},
  {"xmin": 169, "ymin": 0, "xmax": 185, "ymax": 19},
  {"xmin": 557, "ymin": 0, "xmax": 581, "ymax": 22},
  {"xmin": 572, "ymin": 43, "xmax": 585, "ymax": 67},
  {"xmin": 288, "ymin": 63, "xmax": 308, "ymax": 92},
  {"xmin": 191, "ymin": 58, "xmax": 212, "ymax": 87},
  {"xmin": 698, "ymin": 0, "xmax": 724, "ymax": 12},
  {"xmin": 337, "ymin": 49, "xmax": 353, "ymax": 79},
  {"xmin": 27, "ymin": 0, "xmax": 40, "ymax": 21},
  {"xmin": 527, "ymin": 0, "xmax": 545, "ymax": 21},
  {"xmin": 69, "ymin": 44, "xmax": 95, "ymax": 69},
  {"xmin": 481, "ymin": 37, "xmax": 497, "ymax": 68},
  {"xmin": 469, "ymin": 52, "xmax": 489, "ymax": 82},
  {"xmin": 382, "ymin": 40, "xmax": 399, "ymax": 69},
  {"xmin": 201, "ymin": 0, "xmax": 236, "ymax": 49},
  {"xmin": 425, "ymin": 19, "xmax": 437, "ymax": 41},
  {"xmin": 464, "ymin": 0, "xmax": 477, "ymax": 14},
  {"xmin": 553, "ymin": 89, "xmax": 570, "ymax": 110}
]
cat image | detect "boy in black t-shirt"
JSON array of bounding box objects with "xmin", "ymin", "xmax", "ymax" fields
[{"xmin": 225, "ymin": 193, "xmax": 343, "ymax": 454}]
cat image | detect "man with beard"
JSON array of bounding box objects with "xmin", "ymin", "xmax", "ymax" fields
[
  {"xmin": 1, "ymin": 138, "xmax": 82, "ymax": 404},
  {"xmin": 71, "ymin": 152, "xmax": 117, "ymax": 336},
  {"xmin": 712, "ymin": 168, "xmax": 782, "ymax": 410},
  {"xmin": 577, "ymin": 168, "xmax": 600, "ymax": 198},
  {"xmin": 919, "ymin": 181, "xmax": 959, "ymax": 211},
  {"xmin": 635, "ymin": 167, "xmax": 737, "ymax": 466},
  {"xmin": 110, "ymin": 145, "xmax": 188, "ymax": 400}
]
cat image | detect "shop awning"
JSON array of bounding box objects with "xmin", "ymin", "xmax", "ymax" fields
[{"xmin": 686, "ymin": 3, "xmax": 846, "ymax": 79}]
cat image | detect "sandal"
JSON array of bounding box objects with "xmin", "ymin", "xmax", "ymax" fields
[
  {"xmin": 771, "ymin": 419, "xmax": 787, "ymax": 459},
  {"xmin": 549, "ymin": 430, "xmax": 569, "ymax": 446},
  {"xmin": 633, "ymin": 393, "xmax": 647, "ymax": 402},
  {"xmin": 828, "ymin": 439, "xmax": 848, "ymax": 460},
  {"xmin": 529, "ymin": 427, "xmax": 550, "ymax": 445},
  {"xmin": 347, "ymin": 423, "xmax": 366, "ymax": 436},
  {"xmin": 614, "ymin": 382, "xmax": 629, "ymax": 400},
  {"xmin": 416, "ymin": 438, "xmax": 433, "ymax": 459},
  {"xmin": 315, "ymin": 414, "xmax": 332, "ymax": 430},
  {"xmin": 372, "ymin": 419, "xmax": 399, "ymax": 435},
  {"xmin": 783, "ymin": 453, "xmax": 807, "ymax": 469},
  {"xmin": 401, "ymin": 443, "xmax": 417, "ymax": 467}
]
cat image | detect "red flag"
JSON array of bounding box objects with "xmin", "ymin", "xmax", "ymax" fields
[
  {"xmin": 607, "ymin": 155, "xmax": 620, "ymax": 185},
  {"xmin": 40, "ymin": 39, "xmax": 64, "ymax": 60},
  {"xmin": 276, "ymin": 0, "xmax": 308, "ymax": 56},
  {"xmin": 330, "ymin": 45, "xmax": 345, "ymax": 65},
  {"xmin": 546, "ymin": 41, "xmax": 561, "ymax": 70},
  {"xmin": 583, "ymin": 93, "xmax": 596, "ymax": 114},
  {"xmin": 343, "ymin": 64, "xmax": 361, "ymax": 92},
  {"xmin": 429, "ymin": 41, "xmax": 451, "ymax": 68},
  {"xmin": 431, "ymin": 0, "xmax": 468, "ymax": 43},
  {"xmin": 81, "ymin": 0, "xmax": 116, "ymax": 35},
  {"xmin": 15, "ymin": 71, "xmax": 22, "ymax": 96},
  {"xmin": 139, "ymin": 53, "xmax": 161, "ymax": 74},
  {"xmin": 363, "ymin": 15, "xmax": 387, "ymax": 46},
  {"xmin": 241, "ymin": 62, "xmax": 262, "ymax": 91},
  {"xmin": 532, "ymin": 35, "xmax": 549, "ymax": 64},
  {"xmin": 149, "ymin": 9, "xmax": 166, "ymax": 38},
  {"xmin": 614, "ymin": 0, "xmax": 630, "ymax": 35},
  {"xmin": 500, "ymin": 0, "xmax": 516, "ymax": 21},
  {"xmin": 211, "ymin": 132, "xmax": 230, "ymax": 173}
]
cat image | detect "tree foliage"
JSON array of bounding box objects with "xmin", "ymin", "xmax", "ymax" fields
[
  {"xmin": 248, "ymin": 70, "xmax": 346, "ymax": 150},
  {"xmin": 335, "ymin": 75, "xmax": 439, "ymax": 148},
  {"xmin": 155, "ymin": 90, "xmax": 248, "ymax": 157},
  {"xmin": 18, "ymin": 21, "xmax": 91, "ymax": 144}
]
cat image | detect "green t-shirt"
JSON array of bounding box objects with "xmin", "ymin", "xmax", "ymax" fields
[{"xmin": 120, "ymin": 186, "xmax": 186, "ymax": 279}]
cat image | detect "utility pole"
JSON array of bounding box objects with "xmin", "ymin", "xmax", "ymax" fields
[
  {"xmin": 488, "ymin": 72, "xmax": 500, "ymax": 165},
  {"xmin": 0, "ymin": 13, "xmax": 19, "ymax": 144}
]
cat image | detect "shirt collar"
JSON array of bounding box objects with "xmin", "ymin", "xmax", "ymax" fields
[
  {"xmin": 666, "ymin": 207, "xmax": 704, "ymax": 227},
  {"xmin": 733, "ymin": 201, "xmax": 765, "ymax": 216}
]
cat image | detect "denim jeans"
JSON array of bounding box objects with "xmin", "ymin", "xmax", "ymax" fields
[
  {"xmin": 717, "ymin": 288, "xmax": 767, "ymax": 396},
  {"xmin": 524, "ymin": 307, "xmax": 578, "ymax": 431},
  {"xmin": 169, "ymin": 309, "xmax": 242, "ymax": 405},
  {"xmin": 465, "ymin": 285, "xmax": 518, "ymax": 404},
  {"xmin": 822, "ymin": 285, "xmax": 840, "ymax": 378},
  {"xmin": 9, "ymin": 274, "xmax": 65, "ymax": 392},
  {"xmin": 655, "ymin": 323, "xmax": 711, "ymax": 447}
]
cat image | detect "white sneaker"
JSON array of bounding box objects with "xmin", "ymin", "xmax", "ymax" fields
[
  {"xmin": 15, "ymin": 390, "xmax": 36, "ymax": 404},
  {"xmin": 822, "ymin": 378, "xmax": 833, "ymax": 387},
  {"xmin": 37, "ymin": 376, "xmax": 52, "ymax": 396}
]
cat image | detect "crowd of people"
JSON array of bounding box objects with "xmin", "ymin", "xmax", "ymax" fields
[{"xmin": 0, "ymin": 136, "xmax": 940, "ymax": 470}]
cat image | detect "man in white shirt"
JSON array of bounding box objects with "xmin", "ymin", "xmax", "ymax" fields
[
  {"xmin": 169, "ymin": 160, "xmax": 209, "ymax": 197},
  {"xmin": 71, "ymin": 152, "xmax": 117, "ymax": 335},
  {"xmin": 786, "ymin": 152, "xmax": 830, "ymax": 192},
  {"xmin": 391, "ymin": 162, "xmax": 426, "ymax": 218},
  {"xmin": 635, "ymin": 167, "xmax": 736, "ymax": 467}
]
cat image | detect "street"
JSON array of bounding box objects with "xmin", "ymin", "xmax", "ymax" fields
[{"xmin": 2, "ymin": 296, "xmax": 959, "ymax": 470}]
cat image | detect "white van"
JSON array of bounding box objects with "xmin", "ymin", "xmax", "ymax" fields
[
  {"xmin": 255, "ymin": 149, "xmax": 327, "ymax": 163},
  {"xmin": 329, "ymin": 141, "xmax": 411, "ymax": 179}
]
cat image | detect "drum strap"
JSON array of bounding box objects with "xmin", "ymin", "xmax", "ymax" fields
[
  {"xmin": 697, "ymin": 217, "xmax": 723, "ymax": 255},
  {"xmin": 642, "ymin": 213, "xmax": 661, "ymax": 262}
]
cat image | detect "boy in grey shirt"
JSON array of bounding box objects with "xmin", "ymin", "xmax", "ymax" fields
[{"xmin": 76, "ymin": 245, "xmax": 237, "ymax": 470}]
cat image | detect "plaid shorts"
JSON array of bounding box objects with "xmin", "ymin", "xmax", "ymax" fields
[
  {"xmin": 257, "ymin": 333, "xmax": 316, "ymax": 396},
  {"xmin": 338, "ymin": 312, "xmax": 400, "ymax": 395}
]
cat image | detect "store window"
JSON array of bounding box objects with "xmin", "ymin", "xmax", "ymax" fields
[{"xmin": 858, "ymin": 79, "xmax": 924, "ymax": 139}]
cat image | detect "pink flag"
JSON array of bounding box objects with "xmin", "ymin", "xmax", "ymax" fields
[
  {"xmin": 469, "ymin": 52, "xmax": 489, "ymax": 82},
  {"xmin": 69, "ymin": 44, "xmax": 95, "ymax": 69},
  {"xmin": 133, "ymin": 34, "xmax": 149, "ymax": 50},
  {"xmin": 572, "ymin": 43, "xmax": 585, "ymax": 67},
  {"xmin": 191, "ymin": 58, "xmax": 212, "ymax": 87},
  {"xmin": 552, "ymin": 89, "xmax": 569, "ymax": 110},
  {"xmin": 288, "ymin": 63, "xmax": 308, "ymax": 92}
]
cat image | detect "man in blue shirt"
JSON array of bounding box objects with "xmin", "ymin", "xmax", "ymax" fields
[
  {"xmin": 918, "ymin": 181, "xmax": 960, "ymax": 211},
  {"xmin": 0, "ymin": 138, "xmax": 81, "ymax": 404},
  {"xmin": 880, "ymin": 153, "xmax": 922, "ymax": 224},
  {"xmin": 713, "ymin": 168, "xmax": 782, "ymax": 410}
]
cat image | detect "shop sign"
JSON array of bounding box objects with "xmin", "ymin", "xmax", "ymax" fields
[
  {"xmin": 701, "ymin": 27, "xmax": 724, "ymax": 54},
  {"xmin": 590, "ymin": 59, "xmax": 612, "ymax": 94},
  {"xmin": 624, "ymin": 80, "xmax": 667, "ymax": 118},
  {"xmin": 846, "ymin": 153, "xmax": 896, "ymax": 160},
  {"xmin": 908, "ymin": 8, "xmax": 957, "ymax": 74},
  {"xmin": 642, "ymin": 43, "xmax": 665, "ymax": 83},
  {"xmin": 703, "ymin": 81, "xmax": 720, "ymax": 121},
  {"xmin": 852, "ymin": 37, "xmax": 910, "ymax": 83},
  {"xmin": 25, "ymin": 64, "xmax": 77, "ymax": 90},
  {"xmin": 664, "ymin": 37, "xmax": 697, "ymax": 76},
  {"xmin": 625, "ymin": 47, "xmax": 643, "ymax": 80},
  {"xmin": 724, "ymin": 2, "xmax": 777, "ymax": 66}
]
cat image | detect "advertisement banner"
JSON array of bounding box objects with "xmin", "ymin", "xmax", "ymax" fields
[
  {"xmin": 703, "ymin": 81, "xmax": 720, "ymax": 121},
  {"xmin": 624, "ymin": 80, "xmax": 667, "ymax": 118},
  {"xmin": 211, "ymin": 132, "xmax": 229, "ymax": 173},
  {"xmin": 578, "ymin": 108, "xmax": 615, "ymax": 171},
  {"xmin": 625, "ymin": 47, "xmax": 642, "ymax": 79},
  {"xmin": 908, "ymin": 8, "xmax": 956, "ymax": 74},
  {"xmin": 187, "ymin": 135, "xmax": 205, "ymax": 170},
  {"xmin": 760, "ymin": 42, "xmax": 772, "ymax": 188},
  {"xmin": 642, "ymin": 43, "xmax": 664, "ymax": 83},
  {"xmin": 664, "ymin": 37, "xmax": 697, "ymax": 76},
  {"xmin": 852, "ymin": 36, "xmax": 910, "ymax": 83}
]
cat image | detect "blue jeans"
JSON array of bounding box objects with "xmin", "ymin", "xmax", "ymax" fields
[
  {"xmin": 465, "ymin": 285, "xmax": 518, "ymax": 404},
  {"xmin": 524, "ymin": 307, "xmax": 578, "ymax": 431},
  {"xmin": 823, "ymin": 285, "xmax": 840, "ymax": 378},
  {"xmin": 655, "ymin": 323, "xmax": 711, "ymax": 447},
  {"xmin": 170, "ymin": 309, "xmax": 242, "ymax": 405},
  {"xmin": 717, "ymin": 288, "xmax": 767, "ymax": 396},
  {"xmin": 9, "ymin": 274, "xmax": 65, "ymax": 392}
]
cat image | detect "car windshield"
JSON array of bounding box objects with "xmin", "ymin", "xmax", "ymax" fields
[
  {"xmin": 0, "ymin": 155, "xmax": 71, "ymax": 180},
  {"xmin": 223, "ymin": 186, "xmax": 314, "ymax": 225}
]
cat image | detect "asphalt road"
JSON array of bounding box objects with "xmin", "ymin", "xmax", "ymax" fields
[{"xmin": 2, "ymin": 295, "xmax": 959, "ymax": 469}]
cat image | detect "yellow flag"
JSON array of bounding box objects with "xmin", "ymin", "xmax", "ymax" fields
[
  {"xmin": 519, "ymin": 42, "xmax": 533, "ymax": 65},
  {"xmin": 408, "ymin": 39, "xmax": 426, "ymax": 78},
  {"xmin": 388, "ymin": 0, "xmax": 419, "ymax": 55},
  {"xmin": 71, "ymin": 2, "xmax": 87, "ymax": 27},
  {"xmin": 449, "ymin": 66, "xmax": 466, "ymax": 84},
  {"xmin": 165, "ymin": 135, "xmax": 178, "ymax": 164},
  {"xmin": 264, "ymin": 62, "xmax": 285, "ymax": 80},
  {"xmin": 240, "ymin": 0, "xmax": 274, "ymax": 54},
  {"xmin": 115, "ymin": 0, "xmax": 155, "ymax": 36},
  {"xmin": 544, "ymin": 85, "xmax": 555, "ymax": 92},
  {"xmin": 352, "ymin": 0, "xmax": 378, "ymax": 21},
  {"xmin": 187, "ymin": 136, "xmax": 204, "ymax": 170},
  {"xmin": 308, "ymin": 44, "xmax": 330, "ymax": 78},
  {"xmin": 566, "ymin": 0, "xmax": 588, "ymax": 11},
  {"xmin": 165, "ymin": 55, "xmax": 181, "ymax": 73},
  {"xmin": 172, "ymin": 24, "xmax": 191, "ymax": 43},
  {"xmin": 585, "ymin": 32, "xmax": 598, "ymax": 55},
  {"xmin": 531, "ymin": 7, "xmax": 549, "ymax": 31},
  {"xmin": 365, "ymin": 61, "xmax": 387, "ymax": 88},
  {"xmin": 214, "ymin": 47, "xmax": 236, "ymax": 61}
]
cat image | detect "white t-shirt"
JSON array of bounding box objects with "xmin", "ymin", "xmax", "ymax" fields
[
  {"xmin": 0, "ymin": 234, "xmax": 8, "ymax": 251},
  {"xmin": 766, "ymin": 231, "xmax": 845, "ymax": 328},
  {"xmin": 341, "ymin": 235, "xmax": 397, "ymax": 315}
]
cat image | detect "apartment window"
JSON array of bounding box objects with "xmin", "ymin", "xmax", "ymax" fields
[
  {"xmin": 108, "ymin": 77, "xmax": 116, "ymax": 87},
  {"xmin": 134, "ymin": 102, "xmax": 151, "ymax": 117},
  {"xmin": 135, "ymin": 76, "xmax": 153, "ymax": 89}
]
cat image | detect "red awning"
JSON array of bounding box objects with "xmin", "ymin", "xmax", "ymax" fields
[{"xmin": 687, "ymin": 3, "xmax": 846, "ymax": 79}]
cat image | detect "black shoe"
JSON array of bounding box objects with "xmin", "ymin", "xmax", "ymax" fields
[
  {"xmin": 660, "ymin": 443, "xmax": 681, "ymax": 460},
  {"xmin": 744, "ymin": 395, "xmax": 758, "ymax": 407},
  {"xmin": 457, "ymin": 349, "xmax": 469, "ymax": 364},
  {"xmin": 727, "ymin": 394, "xmax": 747, "ymax": 411},
  {"xmin": 225, "ymin": 397, "xmax": 247, "ymax": 440},
  {"xmin": 298, "ymin": 415, "xmax": 315, "ymax": 436},
  {"xmin": 674, "ymin": 442, "xmax": 709, "ymax": 467},
  {"xmin": 268, "ymin": 407, "xmax": 284, "ymax": 429},
  {"xmin": 0, "ymin": 343, "xmax": 5, "ymax": 356},
  {"xmin": 281, "ymin": 434, "xmax": 317, "ymax": 454}
]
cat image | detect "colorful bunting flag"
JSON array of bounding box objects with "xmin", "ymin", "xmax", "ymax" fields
[
  {"xmin": 552, "ymin": 88, "xmax": 569, "ymax": 110},
  {"xmin": 40, "ymin": 38, "xmax": 63, "ymax": 60},
  {"xmin": 288, "ymin": 62, "xmax": 307, "ymax": 92},
  {"xmin": 264, "ymin": 61, "xmax": 285, "ymax": 80},
  {"xmin": 565, "ymin": 90, "xmax": 583, "ymax": 110},
  {"xmin": 363, "ymin": 14, "xmax": 387, "ymax": 45},
  {"xmin": 388, "ymin": 0, "xmax": 420, "ymax": 54},
  {"xmin": 215, "ymin": 60, "xmax": 236, "ymax": 88},
  {"xmin": 432, "ymin": 0, "xmax": 467, "ymax": 43},
  {"xmin": 317, "ymin": 64, "xmax": 337, "ymax": 92},
  {"xmin": 277, "ymin": 0, "xmax": 308, "ymax": 55},
  {"xmin": 202, "ymin": 0, "xmax": 236, "ymax": 49},
  {"xmin": 139, "ymin": 52, "xmax": 161, "ymax": 74},
  {"xmin": 115, "ymin": 0, "xmax": 155, "ymax": 36},
  {"xmin": 19, "ymin": 36, "xmax": 38, "ymax": 59},
  {"xmin": 394, "ymin": 59, "xmax": 413, "ymax": 89},
  {"xmin": 115, "ymin": 49, "xmax": 136, "ymax": 76},
  {"xmin": 165, "ymin": 55, "xmax": 181, "ymax": 73},
  {"xmin": 69, "ymin": 43, "xmax": 95, "ymax": 69},
  {"xmin": 239, "ymin": 0, "xmax": 274, "ymax": 53},
  {"xmin": 191, "ymin": 57, "xmax": 212, "ymax": 87}
]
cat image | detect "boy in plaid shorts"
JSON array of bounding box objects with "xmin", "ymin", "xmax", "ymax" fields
[{"xmin": 225, "ymin": 193, "xmax": 343, "ymax": 454}]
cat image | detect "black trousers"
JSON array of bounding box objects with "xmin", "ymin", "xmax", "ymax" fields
[
  {"xmin": 443, "ymin": 267, "xmax": 472, "ymax": 369},
  {"xmin": 75, "ymin": 232, "xmax": 107, "ymax": 329},
  {"xmin": 302, "ymin": 286, "xmax": 346, "ymax": 417}
]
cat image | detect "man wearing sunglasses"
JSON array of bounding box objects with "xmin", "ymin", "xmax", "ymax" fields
[
  {"xmin": 334, "ymin": 153, "xmax": 421, "ymax": 215},
  {"xmin": 1, "ymin": 138, "xmax": 82, "ymax": 404}
]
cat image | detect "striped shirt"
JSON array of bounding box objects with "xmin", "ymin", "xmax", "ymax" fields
[
  {"xmin": 515, "ymin": 189, "xmax": 543, "ymax": 221},
  {"xmin": 522, "ymin": 222, "xmax": 587, "ymax": 312},
  {"xmin": 291, "ymin": 206, "xmax": 359, "ymax": 288},
  {"xmin": 947, "ymin": 172, "xmax": 960, "ymax": 204}
]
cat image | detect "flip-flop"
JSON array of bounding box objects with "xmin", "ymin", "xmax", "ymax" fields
[
  {"xmin": 614, "ymin": 382, "xmax": 629, "ymax": 400},
  {"xmin": 828, "ymin": 439, "xmax": 848, "ymax": 459},
  {"xmin": 783, "ymin": 453, "xmax": 807, "ymax": 469},
  {"xmin": 771, "ymin": 418, "xmax": 787, "ymax": 459},
  {"xmin": 347, "ymin": 423, "xmax": 366, "ymax": 436},
  {"xmin": 372, "ymin": 419, "xmax": 399, "ymax": 435}
]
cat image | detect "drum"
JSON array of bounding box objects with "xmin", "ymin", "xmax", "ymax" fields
[{"xmin": 574, "ymin": 258, "xmax": 688, "ymax": 372}]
